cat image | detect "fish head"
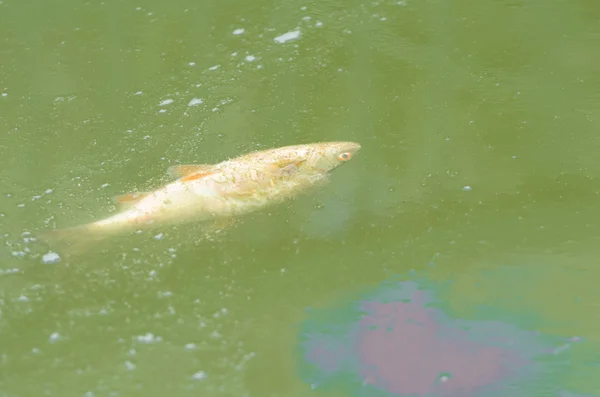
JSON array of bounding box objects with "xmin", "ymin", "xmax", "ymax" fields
[{"xmin": 305, "ymin": 141, "xmax": 361, "ymax": 173}]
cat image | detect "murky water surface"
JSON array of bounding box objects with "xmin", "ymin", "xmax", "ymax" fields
[{"xmin": 1, "ymin": 0, "xmax": 600, "ymax": 395}]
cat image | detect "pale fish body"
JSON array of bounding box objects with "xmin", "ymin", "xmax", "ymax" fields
[{"xmin": 45, "ymin": 141, "xmax": 361, "ymax": 252}]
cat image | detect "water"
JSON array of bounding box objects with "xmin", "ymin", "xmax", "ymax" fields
[{"xmin": 1, "ymin": 0, "xmax": 600, "ymax": 395}]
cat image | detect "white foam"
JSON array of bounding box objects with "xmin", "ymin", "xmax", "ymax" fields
[
  {"xmin": 274, "ymin": 30, "xmax": 301, "ymax": 43},
  {"xmin": 49, "ymin": 332, "xmax": 61, "ymax": 343},
  {"xmin": 42, "ymin": 251, "xmax": 61, "ymax": 264},
  {"xmin": 188, "ymin": 98, "xmax": 203, "ymax": 106},
  {"xmin": 136, "ymin": 332, "xmax": 163, "ymax": 344},
  {"xmin": 191, "ymin": 371, "xmax": 207, "ymax": 380}
]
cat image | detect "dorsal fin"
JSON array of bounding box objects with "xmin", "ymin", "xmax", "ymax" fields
[
  {"xmin": 113, "ymin": 192, "xmax": 150, "ymax": 209},
  {"xmin": 181, "ymin": 171, "xmax": 216, "ymax": 182},
  {"xmin": 167, "ymin": 164, "xmax": 215, "ymax": 179}
]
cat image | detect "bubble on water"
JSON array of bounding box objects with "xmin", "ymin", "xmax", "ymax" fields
[
  {"xmin": 208, "ymin": 65, "xmax": 220, "ymax": 71},
  {"xmin": 245, "ymin": 55, "xmax": 256, "ymax": 62},
  {"xmin": 41, "ymin": 251, "xmax": 61, "ymax": 265},
  {"xmin": 232, "ymin": 28, "xmax": 244, "ymax": 35}
]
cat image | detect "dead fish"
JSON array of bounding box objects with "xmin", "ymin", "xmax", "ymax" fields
[{"xmin": 43, "ymin": 141, "xmax": 361, "ymax": 253}]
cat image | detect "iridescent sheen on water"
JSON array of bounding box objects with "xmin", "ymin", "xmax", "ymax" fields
[{"xmin": 298, "ymin": 273, "xmax": 587, "ymax": 397}]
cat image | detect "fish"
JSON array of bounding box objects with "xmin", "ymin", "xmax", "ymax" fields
[{"xmin": 43, "ymin": 141, "xmax": 361, "ymax": 254}]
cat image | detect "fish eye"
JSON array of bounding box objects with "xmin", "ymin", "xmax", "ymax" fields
[{"xmin": 338, "ymin": 152, "xmax": 352, "ymax": 161}]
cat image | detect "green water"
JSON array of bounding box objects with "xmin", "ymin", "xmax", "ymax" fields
[{"xmin": 1, "ymin": 0, "xmax": 600, "ymax": 395}]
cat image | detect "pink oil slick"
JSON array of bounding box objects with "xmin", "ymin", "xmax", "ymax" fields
[{"xmin": 298, "ymin": 279, "xmax": 588, "ymax": 397}]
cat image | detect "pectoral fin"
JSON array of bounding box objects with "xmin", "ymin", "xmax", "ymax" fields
[
  {"xmin": 113, "ymin": 192, "xmax": 151, "ymax": 209},
  {"xmin": 263, "ymin": 160, "xmax": 306, "ymax": 176},
  {"xmin": 167, "ymin": 164, "xmax": 216, "ymax": 179},
  {"xmin": 201, "ymin": 217, "xmax": 238, "ymax": 239},
  {"xmin": 279, "ymin": 159, "xmax": 306, "ymax": 175}
]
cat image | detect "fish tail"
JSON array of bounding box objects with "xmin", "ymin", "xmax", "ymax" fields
[{"xmin": 41, "ymin": 224, "xmax": 107, "ymax": 257}]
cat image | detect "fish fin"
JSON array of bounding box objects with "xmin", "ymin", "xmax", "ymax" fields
[
  {"xmin": 40, "ymin": 224, "xmax": 107, "ymax": 257},
  {"xmin": 278, "ymin": 159, "xmax": 306, "ymax": 175},
  {"xmin": 181, "ymin": 170, "xmax": 216, "ymax": 183},
  {"xmin": 207, "ymin": 218, "xmax": 236, "ymax": 232},
  {"xmin": 266, "ymin": 159, "xmax": 306, "ymax": 176},
  {"xmin": 201, "ymin": 218, "xmax": 238, "ymax": 238},
  {"xmin": 167, "ymin": 164, "xmax": 215, "ymax": 179},
  {"xmin": 113, "ymin": 192, "xmax": 151, "ymax": 209}
]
